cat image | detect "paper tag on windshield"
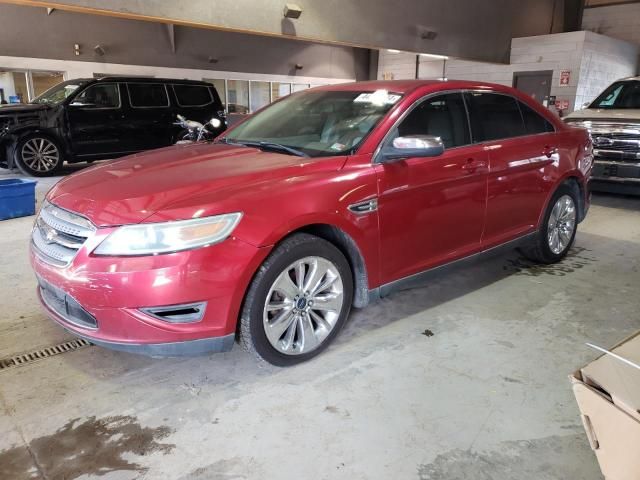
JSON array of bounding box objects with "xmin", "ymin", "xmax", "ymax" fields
[
  {"xmin": 330, "ymin": 143, "xmax": 347, "ymax": 151},
  {"xmin": 354, "ymin": 91, "xmax": 401, "ymax": 105}
]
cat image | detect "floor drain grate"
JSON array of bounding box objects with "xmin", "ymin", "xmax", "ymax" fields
[{"xmin": 0, "ymin": 338, "xmax": 92, "ymax": 371}]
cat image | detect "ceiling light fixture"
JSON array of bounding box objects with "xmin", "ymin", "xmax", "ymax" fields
[
  {"xmin": 387, "ymin": 49, "xmax": 401, "ymax": 54},
  {"xmin": 420, "ymin": 53, "xmax": 448, "ymax": 60},
  {"xmin": 94, "ymin": 45, "xmax": 106, "ymax": 56}
]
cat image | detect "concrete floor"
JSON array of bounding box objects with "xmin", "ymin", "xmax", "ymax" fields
[{"xmin": 1, "ymin": 166, "xmax": 639, "ymax": 480}]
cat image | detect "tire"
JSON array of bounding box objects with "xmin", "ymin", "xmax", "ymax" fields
[
  {"xmin": 520, "ymin": 183, "xmax": 579, "ymax": 264},
  {"xmin": 240, "ymin": 233, "xmax": 354, "ymax": 367},
  {"xmin": 14, "ymin": 133, "xmax": 63, "ymax": 176}
]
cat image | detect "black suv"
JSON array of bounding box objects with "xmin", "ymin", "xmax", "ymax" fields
[{"xmin": 0, "ymin": 77, "xmax": 226, "ymax": 176}]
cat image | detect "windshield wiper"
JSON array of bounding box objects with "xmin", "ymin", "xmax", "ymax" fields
[{"xmin": 222, "ymin": 139, "xmax": 308, "ymax": 157}]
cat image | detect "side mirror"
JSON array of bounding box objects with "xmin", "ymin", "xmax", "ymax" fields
[{"xmin": 379, "ymin": 135, "xmax": 445, "ymax": 162}]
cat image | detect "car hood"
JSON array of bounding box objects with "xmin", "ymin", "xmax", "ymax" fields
[
  {"xmin": 0, "ymin": 103, "xmax": 48, "ymax": 114},
  {"xmin": 565, "ymin": 108, "xmax": 640, "ymax": 123},
  {"xmin": 48, "ymin": 143, "xmax": 347, "ymax": 226}
]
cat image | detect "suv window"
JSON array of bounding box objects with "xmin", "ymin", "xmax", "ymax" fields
[
  {"xmin": 173, "ymin": 84, "xmax": 213, "ymax": 107},
  {"xmin": 392, "ymin": 93, "xmax": 471, "ymax": 149},
  {"xmin": 519, "ymin": 101, "xmax": 554, "ymax": 135},
  {"xmin": 465, "ymin": 92, "xmax": 525, "ymax": 141},
  {"xmin": 72, "ymin": 83, "xmax": 120, "ymax": 108},
  {"xmin": 128, "ymin": 83, "xmax": 169, "ymax": 108}
]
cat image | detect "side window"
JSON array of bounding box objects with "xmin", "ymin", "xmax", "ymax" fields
[
  {"xmin": 465, "ymin": 92, "xmax": 525, "ymax": 141},
  {"xmin": 173, "ymin": 84, "xmax": 213, "ymax": 107},
  {"xmin": 519, "ymin": 101, "xmax": 554, "ymax": 135},
  {"xmin": 72, "ymin": 84, "xmax": 120, "ymax": 108},
  {"xmin": 393, "ymin": 93, "xmax": 470, "ymax": 149},
  {"xmin": 128, "ymin": 83, "xmax": 169, "ymax": 108}
]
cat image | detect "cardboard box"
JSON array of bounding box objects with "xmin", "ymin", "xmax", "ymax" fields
[{"xmin": 571, "ymin": 331, "xmax": 640, "ymax": 480}]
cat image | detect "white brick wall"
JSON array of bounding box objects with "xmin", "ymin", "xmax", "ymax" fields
[
  {"xmin": 583, "ymin": 3, "xmax": 640, "ymax": 47},
  {"xmin": 576, "ymin": 31, "xmax": 640, "ymax": 107},
  {"xmin": 377, "ymin": 30, "xmax": 638, "ymax": 113}
]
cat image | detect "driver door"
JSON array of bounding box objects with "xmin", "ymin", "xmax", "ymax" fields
[
  {"xmin": 67, "ymin": 82, "xmax": 133, "ymax": 157},
  {"xmin": 376, "ymin": 92, "xmax": 489, "ymax": 284}
]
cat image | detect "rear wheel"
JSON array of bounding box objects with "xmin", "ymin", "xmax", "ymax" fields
[
  {"xmin": 240, "ymin": 233, "xmax": 353, "ymax": 366},
  {"xmin": 15, "ymin": 134, "xmax": 63, "ymax": 176},
  {"xmin": 520, "ymin": 184, "xmax": 578, "ymax": 264}
]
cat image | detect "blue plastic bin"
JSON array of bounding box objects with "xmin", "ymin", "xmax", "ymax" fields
[{"xmin": 0, "ymin": 178, "xmax": 37, "ymax": 220}]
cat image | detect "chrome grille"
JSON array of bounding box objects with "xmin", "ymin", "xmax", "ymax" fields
[
  {"xmin": 31, "ymin": 201, "xmax": 95, "ymax": 267},
  {"xmin": 569, "ymin": 121, "xmax": 640, "ymax": 163}
]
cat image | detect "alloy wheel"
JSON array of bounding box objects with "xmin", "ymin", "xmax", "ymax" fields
[
  {"xmin": 547, "ymin": 194, "xmax": 576, "ymax": 255},
  {"xmin": 21, "ymin": 138, "xmax": 60, "ymax": 173},
  {"xmin": 263, "ymin": 256, "xmax": 344, "ymax": 355}
]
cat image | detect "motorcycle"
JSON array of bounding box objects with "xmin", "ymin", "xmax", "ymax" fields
[{"xmin": 174, "ymin": 114, "xmax": 224, "ymax": 144}]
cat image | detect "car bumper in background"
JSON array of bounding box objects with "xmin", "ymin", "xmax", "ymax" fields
[{"xmin": 591, "ymin": 159, "xmax": 640, "ymax": 194}]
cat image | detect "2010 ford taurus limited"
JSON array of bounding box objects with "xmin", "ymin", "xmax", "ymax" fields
[{"xmin": 30, "ymin": 80, "xmax": 593, "ymax": 366}]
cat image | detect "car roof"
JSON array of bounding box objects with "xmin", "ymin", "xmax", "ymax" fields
[
  {"xmin": 93, "ymin": 76, "xmax": 212, "ymax": 85},
  {"xmin": 311, "ymin": 79, "xmax": 520, "ymax": 95}
]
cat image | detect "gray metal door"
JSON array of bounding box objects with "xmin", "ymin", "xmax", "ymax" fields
[{"xmin": 513, "ymin": 71, "xmax": 553, "ymax": 106}]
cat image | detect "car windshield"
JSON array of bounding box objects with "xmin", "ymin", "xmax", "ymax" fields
[
  {"xmin": 31, "ymin": 80, "xmax": 86, "ymax": 105},
  {"xmin": 590, "ymin": 80, "xmax": 640, "ymax": 109},
  {"xmin": 224, "ymin": 89, "xmax": 402, "ymax": 157}
]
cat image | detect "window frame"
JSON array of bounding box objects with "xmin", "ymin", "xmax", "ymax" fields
[
  {"xmin": 171, "ymin": 84, "xmax": 214, "ymax": 108},
  {"xmin": 127, "ymin": 83, "xmax": 170, "ymax": 109},
  {"xmin": 70, "ymin": 82, "xmax": 122, "ymax": 110},
  {"xmin": 374, "ymin": 89, "xmax": 557, "ymax": 164},
  {"xmin": 373, "ymin": 90, "xmax": 473, "ymax": 163}
]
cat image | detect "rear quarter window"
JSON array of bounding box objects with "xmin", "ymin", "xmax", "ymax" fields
[{"xmin": 173, "ymin": 84, "xmax": 213, "ymax": 107}]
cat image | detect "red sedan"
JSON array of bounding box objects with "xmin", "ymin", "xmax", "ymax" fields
[{"xmin": 30, "ymin": 80, "xmax": 593, "ymax": 366}]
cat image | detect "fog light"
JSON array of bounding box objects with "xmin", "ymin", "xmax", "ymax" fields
[{"xmin": 140, "ymin": 302, "xmax": 207, "ymax": 323}]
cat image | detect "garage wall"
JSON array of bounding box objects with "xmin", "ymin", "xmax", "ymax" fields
[
  {"xmin": 377, "ymin": 31, "xmax": 639, "ymax": 113},
  {"xmin": 582, "ymin": 3, "xmax": 640, "ymax": 47},
  {"xmin": 0, "ymin": 4, "xmax": 370, "ymax": 81}
]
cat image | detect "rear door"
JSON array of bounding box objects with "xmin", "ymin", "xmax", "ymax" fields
[
  {"xmin": 125, "ymin": 82, "xmax": 174, "ymax": 150},
  {"xmin": 464, "ymin": 92, "xmax": 558, "ymax": 248},
  {"xmin": 66, "ymin": 82, "xmax": 133, "ymax": 157}
]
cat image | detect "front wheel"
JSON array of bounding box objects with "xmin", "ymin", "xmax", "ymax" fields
[
  {"xmin": 520, "ymin": 184, "xmax": 578, "ymax": 264},
  {"xmin": 240, "ymin": 233, "xmax": 353, "ymax": 366},
  {"xmin": 15, "ymin": 134, "xmax": 63, "ymax": 176}
]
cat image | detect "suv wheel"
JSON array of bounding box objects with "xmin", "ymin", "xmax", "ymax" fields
[
  {"xmin": 520, "ymin": 183, "xmax": 579, "ymax": 264},
  {"xmin": 15, "ymin": 134, "xmax": 63, "ymax": 176},
  {"xmin": 240, "ymin": 233, "xmax": 353, "ymax": 366}
]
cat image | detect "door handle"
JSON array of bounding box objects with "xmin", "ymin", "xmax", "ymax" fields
[
  {"xmin": 543, "ymin": 146, "xmax": 559, "ymax": 158},
  {"xmin": 462, "ymin": 158, "xmax": 487, "ymax": 172}
]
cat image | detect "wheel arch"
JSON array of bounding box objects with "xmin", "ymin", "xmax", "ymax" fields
[
  {"xmin": 537, "ymin": 174, "xmax": 586, "ymax": 229},
  {"xmin": 291, "ymin": 224, "xmax": 370, "ymax": 308}
]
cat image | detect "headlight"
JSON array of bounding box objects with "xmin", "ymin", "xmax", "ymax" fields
[{"xmin": 94, "ymin": 213, "xmax": 242, "ymax": 256}]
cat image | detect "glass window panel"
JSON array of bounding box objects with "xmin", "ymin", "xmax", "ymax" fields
[
  {"xmin": 292, "ymin": 84, "xmax": 310, "ymax": 93},
  {"xmin": 227, "ymin": 80, "xmax": 249, "ymax": 114},
  {"xmin": 31, "ymin": 71, "xmax": 65, "ymax": 98},
  {"xmin": 173, "ymin": 84, "xmax": 212, "ymax": 107},
  {"xmin": 128, "ymin": 83, "xmax": 169, "ymax": 108},
  {"xmin": 250, "ymin": 81, "xmax": 270, "ymax": 112},
  {"xmin": 271, "ymin": 82, "xmax": 291, "ymax": 102},
  {"xmin": 11, "ymin": 72, "xmax": 28, "ymax": 103},
  {"xmin": 205, "ymin": 79, "xmax": 227, "ymax": 107},
  {"xmin": 73, "ymin": 83, "xmax": 120, "ymax": 108}
]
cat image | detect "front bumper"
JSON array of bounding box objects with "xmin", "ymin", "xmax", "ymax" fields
[{"xmin": 30, "ymin": 236, "xmax": 269, "ymax": 356}]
